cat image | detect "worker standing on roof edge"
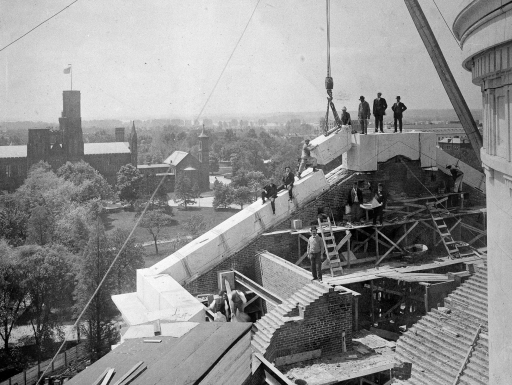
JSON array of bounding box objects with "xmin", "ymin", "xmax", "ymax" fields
[
  {"xmin": 297, "ymin": 139, "xmax": 318, "ymax": 179},
  {"xmin": 307, "ymin": 226, "xmax": 325, "ymax": 281},
  {"xmin": 358, "ymin": 96, "xmax": 371, "ymax": 135},
  {"xmin": 391, "ymin": 96, "xmax": 407, "ymax": 133},
  {"xmin": 228, "ymin": 289, "xmax": 247, "ymax": 321},
  {"xmin": 446, "ymin": 165, "xmax": 464, "ymax": 193},
  {"xmin": 373, "ymin": 92, "xmax": 388, "ymax": 133},
  {"xmin": 262, "ymin": 178, "xmax": 278, "ymax": 215}
]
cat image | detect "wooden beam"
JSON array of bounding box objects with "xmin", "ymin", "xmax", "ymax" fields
[
  {"xmin": 296, "ymin": 251, "xmax": 309, "ymax": 265},
  {"xmin": 376, "ymin": 222, "xmax": 419, "ymax": 266},
  {"xmin": 468, "ymin": 233, "xmax": 486, "ymax": 246},
  {"xmin": 375, "ymin": 229, "xmax": 405, "ymax": 254},
  {"xmin": 336, "ymin": 232, "xmax": 352, "ymax": 252}
]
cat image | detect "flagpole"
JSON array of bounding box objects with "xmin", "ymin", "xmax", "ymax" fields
[{"xmin": 70, "ymin": 65, "xmax": 72, "ymax": 90}]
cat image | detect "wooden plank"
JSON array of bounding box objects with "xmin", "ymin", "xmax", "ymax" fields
[
  {"xmin": 92, "ymin": 368, "xmax": 111, "ymax": 385},
  {"xmin": 274, "ymin": 350, "xmax": 322, "ymax": 367},
  {"xmin": 254, "ymin": 353, "xmax": 295, "ymax": 385},
  {"xmin": 100, "ymin": 368, "xmax": 116, "ymax": 385}
]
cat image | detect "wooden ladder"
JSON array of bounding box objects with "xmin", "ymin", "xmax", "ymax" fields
[
  {"xmin": 317, "ymin": 217, "xmax": 343, "ymax": 277},
  {"xmin": 427, "ymin": 205, "xmax": 460, "ymax": 258}
]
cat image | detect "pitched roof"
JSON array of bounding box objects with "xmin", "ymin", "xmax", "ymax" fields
[
  {"xmin": 164, "ymin": 150, "xmax": 189, "ymax": 166},
  {"xmin": 0, "ymin": 145, "xmax": 27, "ymax": 158},
  {"xmin": 65, "ymin": 322, "xmax": 251, "ymax": 385},
  {"xmin": 84, "ymin": 142, "xmax": 130, "ymax": 155}
]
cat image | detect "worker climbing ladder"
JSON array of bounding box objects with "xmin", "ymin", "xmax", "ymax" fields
[
  {"xmin": 317, "ymin": 217, "xmax": 343, "ymax": 276},
  {"xmin": 426, "ymin": 204, "xmax": 460, "ymax": 258}
]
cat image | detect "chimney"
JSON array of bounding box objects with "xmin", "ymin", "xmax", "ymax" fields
[{"xmin": 115, "ymin": 127, "xmax": 125, "ymax": 142}]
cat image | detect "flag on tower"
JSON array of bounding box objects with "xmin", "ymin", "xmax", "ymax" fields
[{"xmin": 63, "ymin": 66, "xmax": 71, "ymax": 74}]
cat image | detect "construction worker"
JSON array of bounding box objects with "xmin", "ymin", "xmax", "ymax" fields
[
  {"xmin": 208, "ymin": 290, "xmax": 229, "ymax": 322},
  {"xmin": 347, "ymin": 181, "xmax": 364, "ymax": 223},
  {"xmin": 297, "ymin": 139, "xmax": 318, "ymax": 179},
  {"xmin": 307, "ymin": 226, "xmax": 325, "ymax": 281},
  {"xmin": 281, "ymin": 166, "xmax": 295, "ymax": 202},
  {"xmin": 262, "ymin": 178, "xmax": 278, "ymax": 215},
  {"xmin": 341, "ymin": 106, "xmax": 352, "ymax": 126},
  {"xmin": 447, "ymin": 165, "xmax": 464, "ymax": 193},
  {"xmin": 372, "ymin": 183, "xmax": 387, "ymax": 226},
  {"xmin": 358, "ymin": 96, "xmax": 371, "ymax": 135},
  {"xmin": 228, "ymin": 289, "xmax": 247, "ymax": 321}
]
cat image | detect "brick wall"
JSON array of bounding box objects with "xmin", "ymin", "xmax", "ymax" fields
[
  {"xmin": 255, "ymin": 252, "xmax": 313, "ymax": 300},
  {"xmin": 265, "ymin": 291, "xmax": 353, "ymax": 363}
]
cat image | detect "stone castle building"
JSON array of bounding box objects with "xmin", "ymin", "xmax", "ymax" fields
[{"xmin": 0, "ymin": 90, "xmax": 137, "ymax": 191}]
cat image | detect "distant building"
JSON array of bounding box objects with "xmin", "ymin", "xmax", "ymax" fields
[
  {"xmin": 139, "ymin": 128, "xmax": 210, "ymax": 193},
  {"xmin": 0, "ymin": 90, "xmax": 137, "ymax": 191}
]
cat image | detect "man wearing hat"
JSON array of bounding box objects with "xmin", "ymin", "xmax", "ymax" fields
[
  {"xmin": 391, "ymin": 96, "xmax": 407, "ymax": 133},
  {"xmin": 373, "ymin": 92, "xmax": 388, "ymax": 133},
  {"xmin": 307, "ymin": 226, "xmax": 325, "ymax": 281},
  {"xmin": 358, "ymin": 96, "xmax": 371, "ymax": 134}
]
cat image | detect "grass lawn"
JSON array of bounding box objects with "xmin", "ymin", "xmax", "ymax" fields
[{"xmin": 102, "ymin": 206, "xmax": 240, "ymax": 267}]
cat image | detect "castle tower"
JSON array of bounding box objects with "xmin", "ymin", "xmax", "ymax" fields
[
  {"xmin": 129, "ymin": 121, "xmax": 138, "ymax": 166},
  {"xmin": 27, "ymin": 129, "xmax": 51, "ymax": 169},
  {"xmin": 198, "ymin": 127, "xmax": 210, "ymax": 190},
  {"xmin": 59, "ymin": 90, "xmax": 84, "ymax": 161}
]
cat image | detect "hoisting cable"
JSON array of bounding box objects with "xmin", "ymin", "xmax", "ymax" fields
[
  {"xmin": 323, "ymin": 0, "xmax": 343, "ymax": 136},
  {"xmin": 431, "ymin": 0, "xmax": 462, "ymax": 50}
]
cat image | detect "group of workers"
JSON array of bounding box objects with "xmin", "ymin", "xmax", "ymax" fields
[
  {"xmin": 208, "ymin": 288, "xmax": 248, "ymax": 322},
  {"xmin": 331, "ymin": 92, "xmax": 408, "ymax": 134}
]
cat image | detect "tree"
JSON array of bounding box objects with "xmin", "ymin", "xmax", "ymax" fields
[
  {"xmin": 106, "ymin": 229, "xmax": 145, "ymax": 294},
  {"xmin": 116, "ymin": 164, "xmax": 143, "ymax": 205},
  {"xmin": 53, "ymin": 203, "xmax": 92, "ymax": 254},
  {"xmin": 0, "ymin": 241, "xmax": 28, "ymax": 356},
  {"xmin": 0, "ymin": 194, "xmax": 29, "ymax": 246},
  {"xmin": 17, "ymin": 244, "xmax": 75, "ymax": 362},
  {"xmin": 57, "ymin": 161, "xmax": 113, "ymax": 202},
  {"xmin": 138, "ymin": 210, "xmax": 174, "ymax": 255},
  {"xmin": 74, "ymin": 224, "xmax": 119, "ymax": 361},
  {"xmin": 233, "ymin": 186, "xmax": 253, "ymax": 209},
  {"xmin": 27, "ymin": 205, "xmax": 54, "ymax": 245},
  {"xmin": 247, "ymin": 128, "xmax": 257, "ymax": 138},
  {"xmin": 209, "ymin": 154, "xmax": 220, "ymax": 174},
  {"xmin": 213, "ymin": 182, "xmax": 234, "ymax": 210},
  {"xmin": 183, "ymin": 214, "xmax": 209, "ymax": 239},
  {"xmin": 173, "ymin": 174, "xmax": 199, "ymax": 210}
]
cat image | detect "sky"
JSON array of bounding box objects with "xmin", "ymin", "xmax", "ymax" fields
[{"xmin": 0, "ymin": 0, "xmax": 478, "ymax": 122}]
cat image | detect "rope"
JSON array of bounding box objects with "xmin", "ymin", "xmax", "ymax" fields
[
  {"xmin": 0, "ymin": 0, "xmax": 81, "ymax": 53},
  {"xmin": 194, "ymin": 0, "xmax": 262, "ymax": 123},
  {"xmin": 431, "ymin": 0, "xmax": 462, "ymax": 50}
]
